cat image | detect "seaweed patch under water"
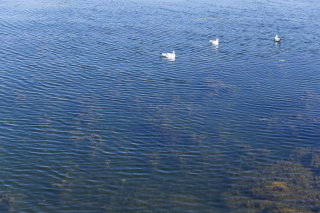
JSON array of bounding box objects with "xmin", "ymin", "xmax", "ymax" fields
[
  {"xmin": 0, "ymin": 189, "xmax": 22, "ymax": 213},
  {"xmin": 223, "ymin": 147, "xmax": 320, "ymax": 212},
  {"xmin": 72, "ymin": 134, "xmax": 102, "ymax": 158}
]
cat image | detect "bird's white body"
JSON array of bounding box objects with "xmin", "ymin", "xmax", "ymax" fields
[
  {"xmin": 209, "ymin": 38, "xmax": 219, "ymax": 45},
  {"xmin": 275, "ymin": 34, "xmax": 281, "ymax": 42},
  {"xmin": 162, "ymin": 51, "xmax": 175, "ymax": 59}
]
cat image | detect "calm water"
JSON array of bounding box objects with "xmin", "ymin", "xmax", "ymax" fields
[{"xmin": 1, "ymin": 0, "xmax": 320, "ymax": 212}]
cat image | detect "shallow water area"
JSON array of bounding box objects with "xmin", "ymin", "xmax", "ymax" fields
[{"xmin": 1, "ymin": 0, "xmax": 320, "ymax": 212}]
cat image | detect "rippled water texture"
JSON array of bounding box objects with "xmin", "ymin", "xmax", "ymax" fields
[{"xmin": 1, "ymin": 0, "xmax": 320, "ymax": 212}]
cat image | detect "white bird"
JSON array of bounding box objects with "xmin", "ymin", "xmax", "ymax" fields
[
  {"xmin": 162, "ymin": 51, "xmax": 175, "ymax": 60},
  {"xmin": 209, "ymin": 38, "xmax": 219, "ymax": 45},
  {"xmin": 275, "ymin": 34, "xmax": 281, "ymax": 42}
]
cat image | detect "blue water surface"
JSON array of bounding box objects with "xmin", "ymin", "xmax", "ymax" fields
[{"xmin": 1, "ymin": 0, "xmax": 320, "ymax": 212}]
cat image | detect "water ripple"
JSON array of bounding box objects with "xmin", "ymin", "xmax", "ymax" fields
[{"xmin": 1, "ymin": 0, "xmax": 320, "ymax": 212}]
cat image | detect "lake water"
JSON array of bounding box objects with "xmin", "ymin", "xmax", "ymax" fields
[{"xmin": 1, "ymin": 0, "xmax": 320, "ymax": 212}]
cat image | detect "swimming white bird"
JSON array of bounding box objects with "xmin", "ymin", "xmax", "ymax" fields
[
  {"xmin": 275, "ymin": 34, "xmax": 281, "ymax": 42},
  {"xmin": 209, "ymin": 38, "xmax": 219, "ymax": 45},
  {"xmin": 162, "ymin": 51, "xmax": 175, "ymax": 59}
]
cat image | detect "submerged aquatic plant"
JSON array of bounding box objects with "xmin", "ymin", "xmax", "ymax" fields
[
  {"xmin": 204, "ymin": 78, "xmax": 237, "ymax": 95},
  {"xmin": 223, "ymin": 147, "xmax": 320, "ymax": 212},
  {"xmin": 11, "ymin": 89, "xmax": 26, "ymax": 105},
  {"xmin": 1, "ymin": 194, "xmax": 15, "ymax": 208},
  {"xmin": 0, "ymin": 189, "xmax": 22, "ymax": 212},
  {"xmin": 72, "ymin": 134, "xmax": 102, "ymax": 158},
  {"xmin": 299, "ymin": 90, "xmax": 320, "ymax": 106},
  {"xmin": 71, "ymin": 98, "xmax": 102, "ymax": 128}
]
